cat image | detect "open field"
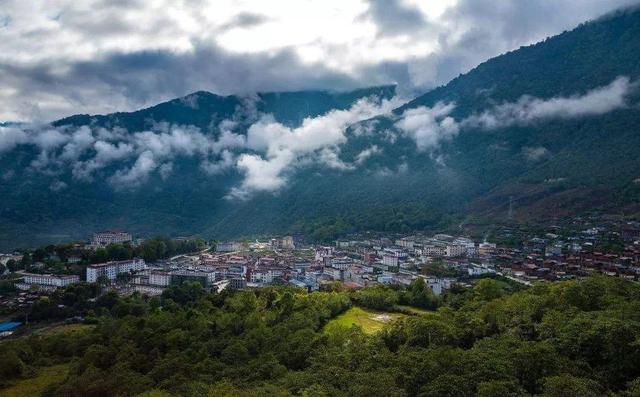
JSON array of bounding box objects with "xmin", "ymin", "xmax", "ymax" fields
[
  {"xmin": 40, "ymin": 323, "xmax": 94, "ymax": 336},
  {"xmin": 324, "ymin": 306, "xmax": 406, "ymax": 334},
  {"xmin": 395, "ymin": 305, "xmax": 431, "ymax": 315},
  {"xmin": 0, "ymin": 364, "xmax": 70, "ymax": 397}
]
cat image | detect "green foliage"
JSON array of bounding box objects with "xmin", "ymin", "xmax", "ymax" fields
[
  {"xmin": 5, "ymin": 10, "xmax": 640, "ymax": 249},
  {"xmin": 353, "ymin": 285, "xmax": 399, "ymax": 310},
  {"xmin": 4, "ymin": 277, "xmax": 640, "ymax": 396}
]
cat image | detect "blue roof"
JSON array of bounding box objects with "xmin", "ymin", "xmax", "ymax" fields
[{"xmin": 0, "ymin": 321, "xmax": 21, "ymax": 332}]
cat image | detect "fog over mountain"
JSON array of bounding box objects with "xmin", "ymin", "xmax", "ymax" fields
[
  {"xmin": 1, "ymin": 0, "xmax": 638, "ymax": 122},
  {"xmin": 2, "ymin": 4, "xmax": 640, "ymax": 249}
]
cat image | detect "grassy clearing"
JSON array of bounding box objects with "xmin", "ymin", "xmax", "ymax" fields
[
  {"xmin": 324, "ymin": 306, "xmax": 405, "ymax": 334},
  {"xmin": 0, "ymin": 363, "xmax": 69, "ymax": 397},
  {"xmin": 43, "ymin": 323, "xmax": 94, "ymax": 335},
  {"xmin": 395, "ymin": 305, "xmax": 431, "ymax": 315}
]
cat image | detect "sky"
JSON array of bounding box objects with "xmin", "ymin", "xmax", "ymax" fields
[{"xmin": 0, "ymin": 0, "xmax": 639, "ymax": 122}]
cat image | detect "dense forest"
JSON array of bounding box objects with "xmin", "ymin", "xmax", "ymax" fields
[{"xmin": 3, "ymin": 276, "xmax": 640, "ymax": 396}]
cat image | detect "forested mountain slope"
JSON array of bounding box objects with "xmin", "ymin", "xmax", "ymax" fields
[{"xmin": 2, "ymin": 9, "xmax": 640, "ymax": 248}]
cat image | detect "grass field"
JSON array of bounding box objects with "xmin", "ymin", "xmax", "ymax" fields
[
  {"xmin": 395, "ymin": 305, "xmax": 431, "ymax": 315},
  {"xmin": 41, "ymin": 323, "xmax": 94, "ymax": 336},
  {"xmin": 0, "ymin": 364, "xmax": 70, "ymax": 397},
  {"xmin": 324, "ymin": 306, "xmax": 405, "ymax": 334}
]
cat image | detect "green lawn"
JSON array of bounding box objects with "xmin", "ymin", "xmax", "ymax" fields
[
  {"xmin": 324, "ymin": 306, "xmax": 405, "ymax": 334},
  {"xmin": 0, "ymin": 364, "xmax": 69, "ymax": 397},
  {"xmin": 395, "ymin": 305, "xmax": 431, "ymax": 315}
]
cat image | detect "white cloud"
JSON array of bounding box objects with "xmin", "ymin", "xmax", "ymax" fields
[
  {"xmin": 108, "ymin": 150, "xmax": 157, "ymax": 188},
  {"xmin": 229, "ymin": 150, "xmax": 295, "ymax": 199},
  {"xmin": 464, "ymin": 76, "xmax": 635, "ymax": 129},
  {"xmin": 49, "ymin": 180, "xmax": 67, "ymax": 192},
  {"xmin": 523, "ymin": 146, "xmax": 551, "ymax": 161},
  {"xmin": 396, "ymin": 76, "xmax": 637, "ymax": 151},
  {"xmin": 1, "ymin": 0, "xmax": 636, "ymax": 121},
  {"xmin": 201, "ymin": 149, "xmax": 235, "ymax": 175},
  {"xmin": 395, "ymin": 102, "xmax": 459, "ymax": 151},
  {"xmin": 318, "ymin": 147, "xmax": 355, "ymax": 170},
  {"xmin": 355, "ymin": 145, "xmax": 382, "ymax": 164},
  {"xmin": 230, "ymin": 95, "xmax": 402, "ymax": 197},
  {"xmin": 72, "ymin": 141, "xmax": 135, "ymax": 181},
  {"xmin": 0, "ymin": 126, "xmax": 28, "ymax": 153}
]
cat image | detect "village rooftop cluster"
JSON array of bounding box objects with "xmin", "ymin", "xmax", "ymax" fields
[{"xmin": 2, "ymin": 216, "xmax": 640, "ymax": 309}]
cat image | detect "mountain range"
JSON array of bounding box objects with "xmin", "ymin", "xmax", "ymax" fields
[{"xmin": 1, "ymin": 8, "xmax": 640, "ymax": 249}]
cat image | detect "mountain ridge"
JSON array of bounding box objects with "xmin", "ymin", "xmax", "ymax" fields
[{"xmin": 2, "ymin": 9, "xmax": 640, "ymax": 249}]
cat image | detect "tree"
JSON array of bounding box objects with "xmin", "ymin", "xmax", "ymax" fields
[
  {"xmin": 20, "ymin": 252, "xmax": 32, "ymax": 270},
  {"xmin": 476, "ymin": 380, "xmax": 524, "ymax": 397},
  {"xmin": 407, "ymin": 278, "xmax": 438, "ymax": 309},
  {"xmin": 6, "ymin": 259, "xmax": 18, "ymax": 272},
  {"xmin": 541, "ymin": 375, "xmax": 603, "ymax": 397},
  {"xmin": 353, "ymin": 286, "xmax": 399, "ymax": 310},
  {"xmin": 474, "ymin": 279, "xmax": 503, "ymax": 301}
]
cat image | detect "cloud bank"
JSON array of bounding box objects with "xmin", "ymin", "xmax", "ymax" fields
[
  {"xmin": 1, "ymin": 0, "xmax": 638, "ymax": 121},
  {"xmin": 395, "ymin": 76, "xmax": 637, "ymax": 151},
  {"xmin": 0, "ymin": 94, "xmax": 401, "ymax": 195},
  {"xmin": 0, "ymin": 76, "xmax": 636, "ymax": 197}
]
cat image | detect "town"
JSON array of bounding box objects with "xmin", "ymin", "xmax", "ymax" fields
[{"xmin": 2, "ymin": 215, "xmax": 640, "ymax": 335}]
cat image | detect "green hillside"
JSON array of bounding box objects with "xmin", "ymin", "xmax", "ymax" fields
[{"xmin": 2, "ymin": 9, "xmax": 640, "ymax": 248}]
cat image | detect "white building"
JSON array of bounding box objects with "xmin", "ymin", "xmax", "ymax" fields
[
  {"xmin": 446, "ymin": 244, "xmax": 467, "ymax": 257},
  {"xmin": 315, "ymin": 246, "xmax": 333, "ymax": 262},
  {"xmin": 216, "ymin": 241, "xmax": 243, "ymax": 252},
  {"xmin": 423, "ymin": 244, "xmax": 447, "ymax": 257},
  {"xmin": 331, "ymin": 258, "xmax": 352, "ymax": 270},
  {"xmin": 134, "ymin": 284, "xmax": 166, "ymax": 296},
  {"xmin": 395, "ymin": 238, "xmax": 415, "ymax": 249},
  {"xmin": 91, "ymin": 230, "xmax": 132, "ymax": 248},
  {"xmin": 86, "ymin": 258, "xmax": 146, "ymax": 283},
  {"xmin": 250, "ymin": 269, "xmax": 274, "ymax": 284},
  {"xmin": 377, "ymin": 275, "xmax": 393, "ymax": 284},
  {"xmin": 422, "ymin": 276, "xmax": 456, "ymax": 295},
  {"xmin": 323, "ymin": 267, "xmax": 344, "ymax": 281},
  {"xmin": 281, "ymin": 236, "xmax": 295, "ymax": 250},
  {"xmin": 149, "ymin": 272, "xmax": 171, "ymax": 286},
  {"xmin": 478, "ymin": 242, "xmax": 497, "ymax": 255},
  {"xmin": 382, "ymin": 254, "xmax": 399, "ymax": 267},
  {"xmin": 16, "ymin": 273, "xmax": 80, "ymax": 292}
]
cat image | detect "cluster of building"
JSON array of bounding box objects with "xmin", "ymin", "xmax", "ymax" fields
[
  {"xmin": 7, "ymin": 219, "xmax": 640, "ymax": 299},
  {"xmin": 484, "ymin": 221, "xmax": 640, "ymax": 283}
]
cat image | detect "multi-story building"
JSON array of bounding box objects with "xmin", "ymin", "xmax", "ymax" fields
[
  {"xmin": 216, "ymin": 241, "xmax": 243, "ymax": 252},
  {"xmin": 323, "ymin": 267, "xmax": 344, "ymax": 281},
  {"xmin": 16, "ymin": 273, "xmax": 80, "ymax": 292},
  {"xmin": 134, "ymin": 284, "xmax": 166, "ymax": 296},
  {"xmin": 149, "ymin": 272, "xmax": 171, "ymax": 286},
  {"xmin": 281, "ymin": 236, "xmax": 296, "ymax": 250},
  {"xmin": 229, "ymin": 278, "xmax": 247, "ymax": 289},
  {"xmin": 170, "ymin": 270, "xmax": 216, "ymax": 288},
  {"xmin": 315, "ymin": 246, "xmax": 333, "ymax": 262},
  {"xmin": 423, "ymin": 244, "xmax": 447, "ymax": 257},
  {"xmin": 446, "ymin": 244, "xmax": 467, "ymax": 257},
  {"xmin": 383, "ymin": 254, "xmax": 399, "ymax": 268},
  {"xmin": 478, "ymin": 242, "xmax": 497, "ymax": 255},
  {"xmin": 86, "ymin": 258, "xmax": 146, "ymax": 283},
  {"xmin": 331, "ymin": 258, "xmax": 352, "ymax": 270},
  {"xmin": 91, "ymin": 230, "xmax": 132, "ymax": 248}
]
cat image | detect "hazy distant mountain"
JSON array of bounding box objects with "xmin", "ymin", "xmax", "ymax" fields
[{"xmin": 2, "ymin": 8, "xmax": 640, "ymax": 249}]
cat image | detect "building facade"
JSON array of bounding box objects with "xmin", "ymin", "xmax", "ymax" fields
[
  {"xmin": 86, "ymin": 258, "xmax": 146, "ymax": 283},
  {"xmin": 91, "ymin": 230, "xmax": 132, "ymax": 248},
  {"xmin": 16, "ymin": 273, "xmax": 80, "ymax": 292}
]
